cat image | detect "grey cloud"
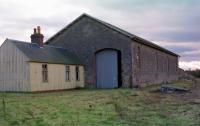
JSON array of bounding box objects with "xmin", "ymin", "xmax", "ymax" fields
[
  {"xmin": 0, "ymin": 0, "xmax": 199, "ymax": 64},
  {"xmin": 180, "ymin": 56, "xmax": 200, "ymax": 62},
  {"xmin": 165, "ymin": 46, "xmax": 195, "ymax": 54},
  {"xmin": 153, "ymin": 31, "xmax": 200, "ymax": 42}
]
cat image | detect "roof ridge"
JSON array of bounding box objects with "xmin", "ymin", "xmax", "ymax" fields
[
  {"xmin": 7, "ymin": 38, "xmax": 38, "ymax": 45},
  {"xmin": 7, "ymin": 39, "xmax": 69, "ymax": 51},
  {"xmin": 5, "ymin": 39, "xmax": 82, "ymax": 65},
  {"xmin": 44, "ymin": 45, "xmax": 68, "ymax": 50},
  {"xmin": 45, "ymin": 13, "xmax": 179, "ymax": 57},
  {"xmin": 45, "ymin": 13, "xmax": 87, "ymax": 43},
  {"xmin": 45, "ymin": 13, "xmax": 134, "ymax": 43},
  {"xmin": 83, "ymin": 14, "xmax": 135, "ymax": 38}
]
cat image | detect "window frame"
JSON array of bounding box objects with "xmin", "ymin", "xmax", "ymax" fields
[
  {"xmin": 42, "ymin": 64, "xmax": 48, "ymax": 82},
  {"xmin": 65, "ymin": 65, "xmax": 70, "ymax": 81},
  {"xmin": 75, "ymin": 66, "xmax": 80, "ymax": 81},
  {"xmin": 167, "ymin": 57, "xmax": 170, "ymax": 73},
  {"xmin": 136, "ymin": 46, "xmax": 141, "ymax": 69},
  {"xmin": 155, "ymin": 52, "xmax": 158, "ymax": 71}
]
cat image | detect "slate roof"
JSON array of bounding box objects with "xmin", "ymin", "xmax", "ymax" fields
[
  {"xmin": 46, "ymin": 13, "xmax": 179, "ymax": 57},
  {"xmin": 6, "ymin": 39, "xmax": 82, "ymax": 65}
]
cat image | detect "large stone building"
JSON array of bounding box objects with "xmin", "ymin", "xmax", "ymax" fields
[{"xmin": 46, "ymin": 14, "xmax": 179, "ymax": 88}]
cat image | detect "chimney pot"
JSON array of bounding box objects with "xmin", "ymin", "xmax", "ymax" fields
[
  {"xmin": 37, "ymin": 26, "xmax": 41, "ymax": 34},
  {"xmin": 30, "ymin": 26, "xmax": 44, "ymax": 47},
  {"xmin": 34, "ymin": 28, "xmax": 37, "ymax": 34}
]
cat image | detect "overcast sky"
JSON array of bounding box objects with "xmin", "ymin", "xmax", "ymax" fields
[{"xmin": 0, "ymin": 0, "xmax": 199, "ymax": 70}]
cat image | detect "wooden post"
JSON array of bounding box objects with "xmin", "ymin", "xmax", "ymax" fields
[{"xmin": 2, "ymin": 92, "xmax": 6, "ymax": 119}]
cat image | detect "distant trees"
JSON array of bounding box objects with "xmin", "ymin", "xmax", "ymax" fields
[{"xmin": 185, "ymin": 69, "xmax": 200, "ymax": 78}]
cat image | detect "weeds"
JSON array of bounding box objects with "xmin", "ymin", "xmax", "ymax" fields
[{"xmin": 0, "ymin": 81, "xmax": 199, "ymax": 126}]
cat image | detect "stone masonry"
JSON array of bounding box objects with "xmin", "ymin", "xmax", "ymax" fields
[{"xmin": 46, "ymin": 14, "xmax": 179, "ymax": 88}]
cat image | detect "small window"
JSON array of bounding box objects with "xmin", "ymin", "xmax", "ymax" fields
[
  {"xmin": 42, "ymin": 64, "xmax": 48, "ymax": 82},
  {"xmin": 136, "ymin": 46, "xmax": 141, "ymax": 69},
  {"xmin": 75, "ymin": 66, "xmax": 80, "ymax": 81},
  {"xmin": 156, "ymin": 52, "xmax": 158, "ymax": 71},
  {"xmin": 65, "ymin": 65, "xmax": 70, "ymax": 81},
  {"xmin": 167, "ymin": 57, "xmax": 169, "ymax": 72}
]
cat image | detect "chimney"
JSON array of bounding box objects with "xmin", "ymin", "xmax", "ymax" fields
[{"xmin": 30, "ymin": 26, "xmax": 44, "ymax": 47}]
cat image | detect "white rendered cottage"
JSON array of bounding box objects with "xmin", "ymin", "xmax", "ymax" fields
[{"xmin": 0, "ymin": 27, "xmax": 84, "ymax": 92}]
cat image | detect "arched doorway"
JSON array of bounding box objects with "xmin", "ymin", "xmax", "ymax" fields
[{"xmin": 96, "ymin": 49, "xmax": 121, "ymax": 88}]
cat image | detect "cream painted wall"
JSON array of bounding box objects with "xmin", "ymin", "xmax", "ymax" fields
[{"xmin": 29, "ymin": 62, "xmax": 84, "ymax": 91}]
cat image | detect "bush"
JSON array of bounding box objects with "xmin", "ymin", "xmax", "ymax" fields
[{"xmin": 186, "ymin": 69, "xmax": 200, "ymax": 78}]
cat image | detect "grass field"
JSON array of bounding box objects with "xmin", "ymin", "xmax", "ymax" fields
[{"xmin": 0, "ymin": 80, "xmax": 200, "ymax": 126}]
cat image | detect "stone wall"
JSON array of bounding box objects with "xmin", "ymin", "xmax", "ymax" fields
[
  {"xmin": 47, "ymin": 15, "xmax": 179, "ymax": 88},
  {"xmin": 131, "ymin": 42, "xmax": 179, "ymax": 87},
  {"xmin": 48, "ymin": 16, "xmax": 133, "ymax": 88}
]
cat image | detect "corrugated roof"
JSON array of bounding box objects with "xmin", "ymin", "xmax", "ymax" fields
[
  {"xmin": 46, "ymin": 13, "xmax": 179, "ymax": 57},
  {"xmin": 7, "ymin": 39, "xmax": 82, "ymax": 65}
]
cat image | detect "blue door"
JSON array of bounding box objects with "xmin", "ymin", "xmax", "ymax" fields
[{"xmin": 96, "ymin": 50, "xmax": 118, "ymax": 88}]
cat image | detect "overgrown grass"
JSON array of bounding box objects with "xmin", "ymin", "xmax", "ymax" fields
[{"xmin": 0, "ymin": 81, "xmax": 200, "ymax": 126}]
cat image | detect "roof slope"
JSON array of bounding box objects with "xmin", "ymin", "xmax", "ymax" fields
[
  {"xmin": 46, "ymin": 13, "xmax": 179, "ymax": 57},
  {"xmin": 7, "ymin": 39, "xmax": 82, "ymax": 65}
]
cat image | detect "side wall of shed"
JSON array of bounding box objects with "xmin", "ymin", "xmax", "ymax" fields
[
  {"xmin": 0, "ymin": 41, "xmax": 30, "ymax": 92},
  {"xmin": 29, "ymin": 62, "xmax": 84, "ymax": 91},
  {"xmin": 131, "ymin": 42, "xmax": 179, "ymax": 87}
]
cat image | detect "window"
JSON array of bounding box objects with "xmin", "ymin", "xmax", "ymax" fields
[
  {"xmin": 167, "ymin": 57, "xmax": 169, "ymax": 72},
  {"xmin": 75, "ymin": 66, "xmax": 80, "ymax": 81},
  {"xmin": 65, "ymin": 65, "xmax": 70, "ymax": 81},
  {"xmin": 175, "ymin": 59, "xmax": 178, "ymax": 72},
  {"xmin": 136, "ymin": 46, "xmax": 141, "ymax": 69},
  {"xmin": 155, "ymin": 52, "xmax": 158, "ymax": 71},
  {"xmin": 42, "ymin": 64, "xmax": 48, "ymax": 82}
]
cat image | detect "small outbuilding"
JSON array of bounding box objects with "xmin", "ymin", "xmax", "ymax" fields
[{"xmin": 0, "ymin": 27, "xmax": 84, "ymax": 92}]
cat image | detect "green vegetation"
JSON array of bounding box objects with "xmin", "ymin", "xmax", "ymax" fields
[
  {"xmin": 186, "ymin": 69, "xmax": 200, "ymax": 78},
  {"xmin": 0, "ymin": 81, "xmax": 200, "ymax": 126}
]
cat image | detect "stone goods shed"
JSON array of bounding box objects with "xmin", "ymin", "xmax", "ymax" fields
[{"xmin": 46, "ymin": 14, "xmax": 179, "ymax": 88}]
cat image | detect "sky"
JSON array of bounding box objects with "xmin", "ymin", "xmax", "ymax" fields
[{"xmin": 0, "ymin": 0, "xmax": 199, "ymax": 70}]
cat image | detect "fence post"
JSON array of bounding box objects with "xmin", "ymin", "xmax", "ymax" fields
[{"xmin": 2, "ymin": 92, "xmax": 6, "ymax": 119}]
